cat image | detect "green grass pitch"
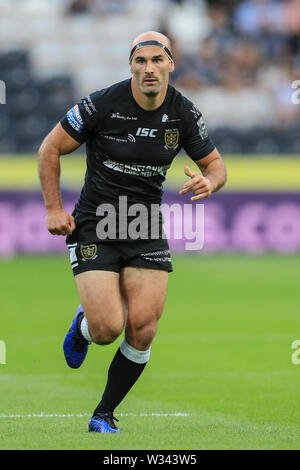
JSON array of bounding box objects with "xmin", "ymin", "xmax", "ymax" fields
[{"xmin": 0, "ymin": 254, "xmax": 299, "ymax": 450}]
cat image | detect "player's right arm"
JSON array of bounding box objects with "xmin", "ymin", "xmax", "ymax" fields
[{"xmin": 38, "ymin": 122, "xmax": 80, "ymax": 236}]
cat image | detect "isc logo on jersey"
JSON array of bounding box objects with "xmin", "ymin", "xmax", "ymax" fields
[{"xmin": 136, "ymin": 128, "xmax": 158, "ymax": 138}]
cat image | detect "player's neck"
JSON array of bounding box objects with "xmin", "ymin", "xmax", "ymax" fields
[{"xmin": 131, "ymin": 79, "xmax": 168, "ymax": 111}]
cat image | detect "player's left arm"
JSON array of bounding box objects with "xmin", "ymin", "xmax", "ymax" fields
[{"xmin": 179, "ymin": 148, "xmax": 227, "ymax": 201}]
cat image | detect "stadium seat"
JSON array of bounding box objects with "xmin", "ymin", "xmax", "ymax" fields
[
  {"xmin": 27, "ymin": 18, "xmax": 61, "ymax": 44},
  {"xmin": 2, "ymin": 66, "xmax": 31, "ymax": 95},
  {"xmin": 0, "ymin": 111, "xmax": 11, "ymax": 139},
  {"xmin": 0, "ymin": 137, "xmax": 17, "ymax": 153},
  {"xmin": 74, "ymin": 67, "xmax": 117, "ymax": 96},
  {"xmin": 14, "ymin": 113, "xmax": 48, "ymax": 141},
  {"xmin": 14, "ymin": 0, "xmax": 63, "ymax": 20},
  {"xmin": 8, "ymin": 86, "xmax": 41, "ymax": 117},
  {"xmin": 38, "ymin": 76, "xmax": 75, "ymax": 117},
  {"xmin": 0, "ymin": 50, "xmax": 29, "ymax": 69},
  {"xmin": 62, "ymin": 16, "xmax": 100, "ymax": 44},
  {"xmin": 0, "ymin": 0, "xmax": 15, "ymax": 17},
  {"xmin": 30, "ymin": 41, "xmax": 67, "ymax": 78},
  {"xmin": 0, "ymin": 18, "xmax": 24, "ymax": 46}
]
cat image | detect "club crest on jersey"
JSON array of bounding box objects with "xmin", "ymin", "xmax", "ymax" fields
[
  {"xmin": 80, "ymin": 244, "xmax": 97, "ymax": 260},
  {"xmin": 164, "ymin": 130, "xmax": 179, "ymax": 149},
  {"xmin": 197, "ymin": 116, "xmax": 209, "ymax": 140}
]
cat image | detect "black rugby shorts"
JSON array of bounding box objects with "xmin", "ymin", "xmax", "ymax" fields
[{"xmin": 67, "ymin": 239, "xmax": 173, "ymax": 276}]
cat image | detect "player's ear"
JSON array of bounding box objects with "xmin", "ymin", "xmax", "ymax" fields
[{"xmin": 169, "ymin": 60, "xmax": 175, "ymax": 73}]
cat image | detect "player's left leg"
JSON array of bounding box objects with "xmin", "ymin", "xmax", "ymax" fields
[
  {"xmin": 121, "ymin": 267, "xmax": 168, "ymax": 350},
  {"xmin": 92, "ymin": 267, "xmax": 168, "ymax": 421}
]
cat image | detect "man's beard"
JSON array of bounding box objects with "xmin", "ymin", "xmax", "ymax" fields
[
  {"xmin": 143, "ymin": 89, "xmax": 160, "ymax": 97},
  {"xmin": 140, "ymin": 81, "xmax": 162, "ymax": 96}
]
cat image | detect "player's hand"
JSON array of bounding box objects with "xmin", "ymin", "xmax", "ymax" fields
[
  {"xmin": 46, "ymin": 208, "xmax": 75, "ymax": 236},
  {"xmin": 178, "ymin": 166, "xmax": 214, "ymax": 201}
]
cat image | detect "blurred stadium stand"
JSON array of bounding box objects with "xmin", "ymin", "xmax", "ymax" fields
[{"xmin": 0, "ymin": 0, "xmax": 300, "ymax": 154}]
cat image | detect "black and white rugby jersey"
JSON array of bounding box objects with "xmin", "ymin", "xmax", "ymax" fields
[{"xmin": 60, "ymin": 78, "xmax": 215, "ymax": 242}]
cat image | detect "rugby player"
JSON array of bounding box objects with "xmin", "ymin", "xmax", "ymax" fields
[{"xmin": 38, "ymin": 31, "xmax": 227, "ymax": 433}]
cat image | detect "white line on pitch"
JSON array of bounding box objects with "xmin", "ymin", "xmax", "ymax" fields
[{"xmin": 0, "ymin": 412, "xmax": 189, "ymax": 419}]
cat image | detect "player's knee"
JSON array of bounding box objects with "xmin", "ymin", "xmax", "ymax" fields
[
  {"xmin": 89, "ymin": 321, "xmax": 123, "ymax": 345},
  {"xmin": 127, "ymin": 320, "xmax": 158, "ymax": 349},
  {"xmin": 139, "ymin": 327, "xmax": 157, "ymax": 349}
]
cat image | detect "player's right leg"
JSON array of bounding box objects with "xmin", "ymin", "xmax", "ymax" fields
[
  {"xmin": 63, "ymin": 270, "xmax": 125, "ymax": 369},
  {"xmin": 75, "ymin": 270, "xmax": 125, "ymax": 345}
]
